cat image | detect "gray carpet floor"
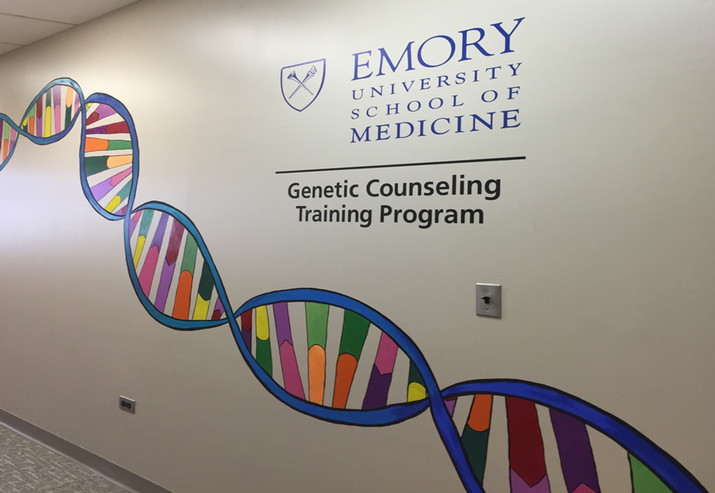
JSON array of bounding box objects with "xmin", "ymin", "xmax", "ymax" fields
[{"xmin": 0, "ymin": 423, "xmax": 132, "ymax": 493}]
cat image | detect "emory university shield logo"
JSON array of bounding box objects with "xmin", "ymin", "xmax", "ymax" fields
[{"xmin": 280, "ymin": 59, "xmax": 326, "ymax": 112}]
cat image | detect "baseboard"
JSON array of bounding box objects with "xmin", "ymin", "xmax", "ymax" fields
[{"xmin": 0, "ymin": 408, "xmax": 172, "ymax": 493}]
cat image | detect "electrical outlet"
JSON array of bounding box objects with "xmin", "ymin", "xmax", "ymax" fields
[{"xmin": 119, "ymin": 396, "xmax": 136, "ymax": 414}]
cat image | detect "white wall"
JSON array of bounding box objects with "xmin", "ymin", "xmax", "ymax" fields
[{"xmin": 0, "ymin": 0, "xmax": 713, "ymax": 491}]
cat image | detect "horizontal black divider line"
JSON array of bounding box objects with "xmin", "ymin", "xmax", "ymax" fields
[{"xmin": 275, "ymin": 156, "xmax": 526, "ymax": 174}]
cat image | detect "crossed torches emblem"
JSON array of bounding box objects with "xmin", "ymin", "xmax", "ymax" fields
[{"xmin": 287, "ymin": 65, "xmax": 318, "ymax": 99}]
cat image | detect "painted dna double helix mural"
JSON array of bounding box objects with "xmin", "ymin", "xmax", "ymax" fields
[{"xmin": 0, "ymin": 78, "xmax": 707, "ymax": 493}]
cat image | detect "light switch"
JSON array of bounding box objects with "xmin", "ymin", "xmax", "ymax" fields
[{"xmin": 476, "ymin": 283, "xmax": 501, "ymax": 318}]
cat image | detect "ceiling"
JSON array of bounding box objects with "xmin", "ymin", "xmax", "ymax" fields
[{"xmin": 0, "ymin": 0, "xmax": 140, "ymax": 56}]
